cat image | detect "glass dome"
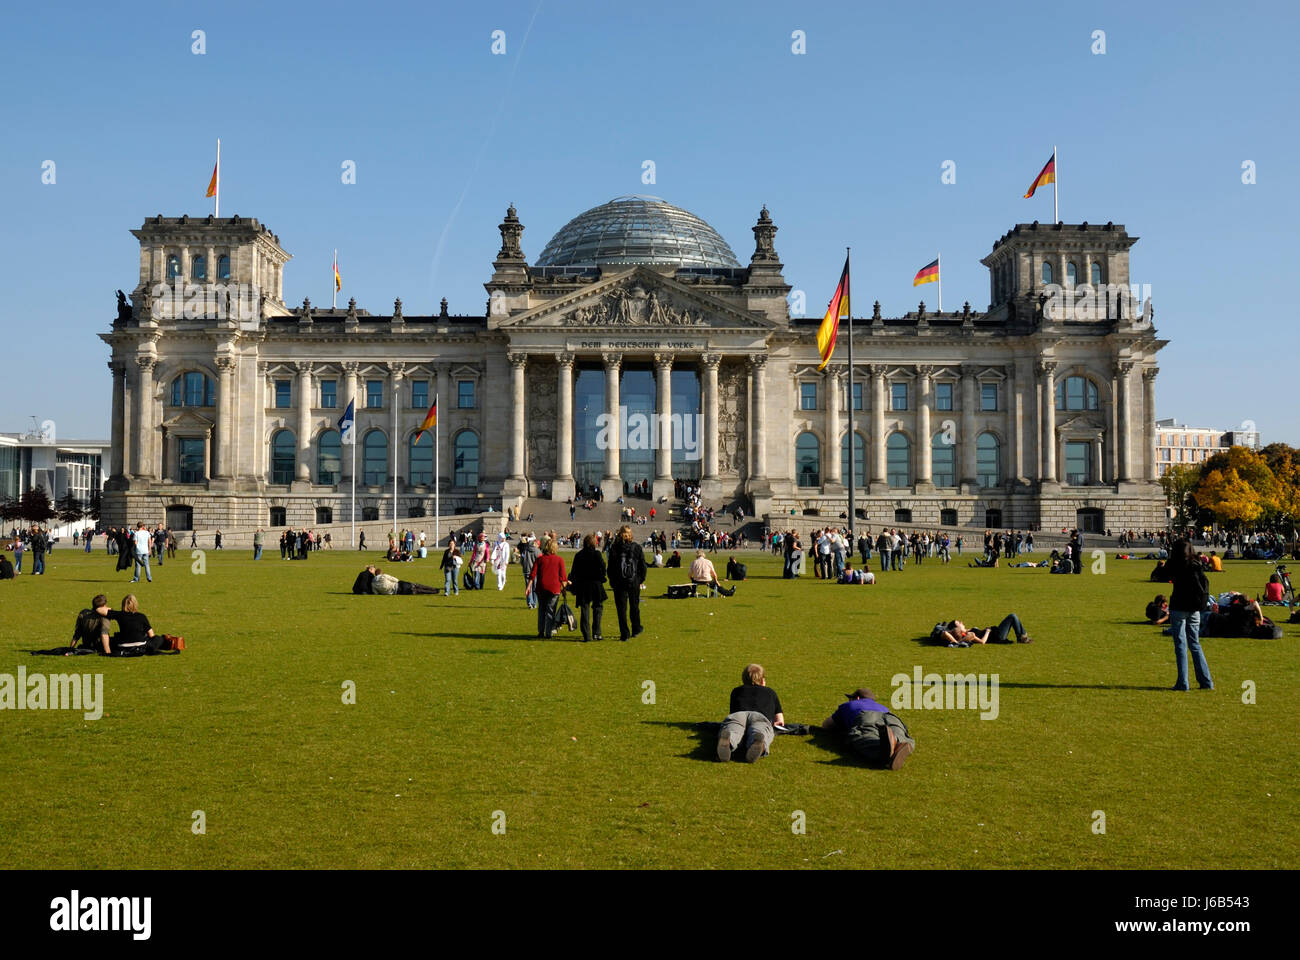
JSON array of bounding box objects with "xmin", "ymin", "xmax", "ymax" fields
[{"xmin": 534, "ymin": 196, "xmax": 741, "ymax": 269}]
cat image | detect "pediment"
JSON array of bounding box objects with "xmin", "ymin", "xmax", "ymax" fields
[
  {"xmin": 498, "ymin": 267, "xmax": 777, "ymax": 331},
  {"xmin": 160, "ymin": 410, "xmax": 214, "ymax": 431},
  {"xmin": 1057, "ymin": 412, "xmax": 1105, "ymax": 433}
]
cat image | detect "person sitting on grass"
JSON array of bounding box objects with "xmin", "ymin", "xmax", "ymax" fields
[
  {"xmin": 1146, "ymin": 595, "xmax": 1170, "ymax": 624},
  {"xmin": 690, "ymin": 550, "xmax": 736, "ymax": 597},
  {"xmin": 936, "ymin": 615, "xmax": 1033, "ymax": 645},
  {"xmin": 665, "ymin": 550, "xmax": 682, "ymax": 568},
  {"xmin": 717, "ymin": 663, "xmax": 783, "ymax": 763},
  {"xmin": 822, "ymin": 687, "xmax": 915, "ymax": 770},
  {"xmin": 100, "ymin": 594, "xmax": 173, "ymax": 656},
  {"xmin": 0, "ymin": 554, "xmax": 12, "ymax": 580},
  {"xmin": 968, "ymin": 554, "xmax": 999, "ymax": 568},
  {"xmin": 838, "ymin": 561, "xmax": 875, "ymax": 584},
  {"xmin": 1263, "ymin": 574, "xmax": 1286, "ymax": 604}
]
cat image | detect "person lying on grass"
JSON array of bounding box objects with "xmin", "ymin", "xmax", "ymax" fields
[
  {"xmin": 717, "ymin": 663, "xmax": 783, "ymax": 763},
  {"xmin": 353, "ymin": 564, "xmax": 436, "ymax": 595},
  {"xmin": 822, "ymin": 687, "xmax": 915, "ymax": 770},
  {"xmin": 936, "ymin": 615, "xmax": 1033, "ymax": 646},
  {"xmin": 1146, "ymin": 595, "xmax": 1170, "ymax": 625}
]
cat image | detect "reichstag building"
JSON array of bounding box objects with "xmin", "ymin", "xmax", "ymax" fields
[{"xmin": 100, "ymin": 196, "xmax": 1167, "ymax": 533}]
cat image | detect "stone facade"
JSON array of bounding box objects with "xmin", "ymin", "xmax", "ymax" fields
[{"xmin": 100, "ymin": 203, "xmax": 1168, "ymax": 534}]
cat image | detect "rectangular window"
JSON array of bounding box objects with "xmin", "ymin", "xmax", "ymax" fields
[
  {"xmin": 458, "ymin": 380, "xmax": 475, "ymax": 409},
  {"xmin": 411, "ymin": 379, "xmax": 429, "ymax": 409},
  {"xmin": 274, "ymin": 380, "xmax": 291, "ymax": 409},
  {"xmin": 1065, "ymin": 441, "xmax": 1091, "ymax": 485},
  {"xmin": 367, "ymin": 380, "xmax": 384, "ymax": 409},
  {"xmin": 891, "ymin": 383, "xmax": 908, "ymax": 411},
  {"xmin": 320, "ymin": 380, "xmax": 337, "ymax": 409},
  {"xmin": 980, "ymin": 383, "xmax": 998, "ymax": 411},
  {"xmin": 851, "ymin": 382, "xmax": 863, "ymax": 411},
  {"xmin": 935, "ymin": 383, "xmax": 953, "ymax": 411},
  {"xmin": 177, "ymin": 438, "xmax": 205, "ymax": 483},
  {"xmin": 800, "ymin": 382, "xmax": 817, "ymax": 410}
]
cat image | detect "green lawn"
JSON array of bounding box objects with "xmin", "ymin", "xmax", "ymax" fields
[{"xmin": 1, "ymin": 544, "xmax": 1295, "ymax": 869}]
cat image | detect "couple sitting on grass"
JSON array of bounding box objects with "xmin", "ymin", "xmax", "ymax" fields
[
  {"xmin": 717, "ymin": 663, "xmax": 914, "ymax": 770},
  {"xmin": 44, "ymin": 594, "xmax": 182, "ymax": 656}
]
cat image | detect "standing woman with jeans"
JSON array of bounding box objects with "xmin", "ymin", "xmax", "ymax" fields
[
  {"xmin": 440, "ymin": 539, "xmax": 461, "ymax": 596},
  {"xmin": 567, "ymin": 533, "xmax": 607, "ymax": 642},
  {"xmin": 1165, "ymin": 539, "xmax": 1214, "ymax": 691},
  {"xmin": 527, "ymin": 537, "xmax": 568, "ymax": 639}
]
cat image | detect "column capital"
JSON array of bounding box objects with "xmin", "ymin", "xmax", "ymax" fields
[
  {"xmin": 1036, "ymin": 358, "xmax": 1057, "ymax": 376},
  {"xmin": 554, "ymin": 350, "xmax": 575, "ymax": 368},
  {"xmin": 866, "ymin": 362, "xmax": 885, "ymax": 378},
  {"xmin": 388, "ymin": 361, "xmax": 407, "ymax": 380},
  {"xmin": 915, "ymin": 364, "xmax": 934, "ymax": 381},
  {"xmin": 342, "ymin": 361, "xmax": 361, "ymax": 375},
  {"xmin": 135, "ymin": 355, "xmax": 156, "ymax": 371},
  {"xmin": 294, "ymin": 360, "xmax": 314, "ymax": 375},
  {"xmin": 653, "ymin": 352, "xmax": 674, "ymax": 370},
  {"xmin": 602, "ymin": 351, "xmax": 622, "ymax": 371},
  {"xmin": 507, "ymin": 351, "xmax": 529, "ymax": 368},
  {"xmin": 747, "ymin": 354, "xmax": 767, "ymax": 371},
  {"xmin": 1115, "ymin": 359, "xmax": 1135, "ymax": 377},
  {"xmin": 216, "ymin": 355, "xmax": 238, "ymax": 372},
  {"xmin": 959, "ymin": 362, "xmax": 981, "ymax": 377},
  {"xmin": 107, "ymin": 360, "xmax": 125, "ymax": 375},
  {"xmin": 1142, "ymin": 366, "xmax": 1159, "ymax": 382},
  {"xmin": 700, "ymin": 352, "xmax": 722, "ymax": 369}
]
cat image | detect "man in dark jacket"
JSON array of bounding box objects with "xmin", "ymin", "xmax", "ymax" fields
[
  {"xmin": 1165, "ymin": 539, "xmax": 1213, "ymax": 691},
  {"xmin": 607, "ymin": 525, "xmax": 647, "ymax": 641}
]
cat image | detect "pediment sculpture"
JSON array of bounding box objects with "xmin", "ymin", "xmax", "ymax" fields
[{"xmin": 570, "ymin": 285, "xmax": 707, "ymax": 327}]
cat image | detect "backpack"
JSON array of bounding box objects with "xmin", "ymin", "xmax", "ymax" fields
[{"xmin": 618, "ymin": 546, "xmax": 638, "ymax": 585}]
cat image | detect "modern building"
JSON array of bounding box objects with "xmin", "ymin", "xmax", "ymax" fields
[
  {"xmin": 99, "ymin": 197, "xmax": 1168, "ymax": 533},
  {"xmin": 1154, "ymin": 418, "xmax": 1262, "ymax": 476},
  {"xmin": 0, "ymin": 428, "xmax": 108, "ymax": 505}
]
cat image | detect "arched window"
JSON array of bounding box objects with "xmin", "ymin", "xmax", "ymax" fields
[
  {"xmin": 270, "ymin": 429, "xmax": 295, "ymax": 485},
  {"xmin": 795, "ymin": 432, "xmax": 820, "ymax": 488},
  {"xmin": 192, "ymin": 255, "xmax": 207, "ymax": 280},
  {"xmin": 1055, "ymin": 376, "xmax": 1100, "ymax": 411},
  {"xmin": 932, "ymin": 433, "xmax": 956, "ymax": 487},
  {"xmin": 171, "ymin": 372, "xmax": 215, "ymax": 407},
  {"xmin": 217, "ymin": 254, "xmax": 231, "ymax": 280},
  {"xmin": 363, "ymin": 430, "xmax": 388, "ymax": 486},
  {"xmin": 887, "ymin": 433, "xmax": 911, "ymax": 487},
  {"xmin": 1066, "ymin": 261, "xmax": 1077, "ymax": 286},
  {"xmin": 453, "ymin": 431, "xmax": 479, "ymax": 487},
  {"xmin": 976, "ymin": 433, "xmax": 1001, "ymax": 488},
  {"xmin": 409, "ymin": 431, "xmax": 433, "ymax": 486},
  {"xmin": 317, "ymin": 430, "xmax": 341, "ymax": 484},
  {"xmin": 1041, "ymin": 261, "xmax": 1053, "ymax": 285},
  {"xmin": 166, "ymin": 254, "xmax": 180, "ymax": 279},
  {"xmin": 840, "ymin": 432, "xmax": 865, "ymax": 489},
  {"xmin": 1090, "ymin": 262, "xmax": 1102, "ymax": 285}
]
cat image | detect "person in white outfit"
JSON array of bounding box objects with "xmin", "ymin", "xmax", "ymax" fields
[{"xmin": 490, "ymin": 533, "xmax": 512, "ymax": 591}]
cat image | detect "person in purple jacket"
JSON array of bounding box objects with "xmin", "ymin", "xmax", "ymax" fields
[{"xmin": 822, "ymin": 687, "xmax": 915, "ymax": 770}]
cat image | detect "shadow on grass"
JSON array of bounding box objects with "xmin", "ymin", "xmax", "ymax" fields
[
  {"xmin": 642, "ymin": 720, "xmax": 725, "ymax": 762},
  {"xmin": 996, "ymin": 681, "xmax": 1169, "ymax": 691},
  {"xmin": 393, "ymin": 631, "xmax": 523, "ymax": 641}
]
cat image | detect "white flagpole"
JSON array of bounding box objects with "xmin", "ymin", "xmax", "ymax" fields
[
  {"xmin": 937, "ymin": 252, "xmax": 943, "ymax": 313},
  {"xmin": 434, "ymin": 391, "xmax": 441, "ymax": 549},
  {"xmin": 350, "ymin": 409, "xmax": 356, "ymax": 549},
  {"xmin": 392, "ymin": 381, "xmax": 399, "ymax": 537},
  {"xmin": 1053, "ymin": 144, "xmax": 1059, "ymax": 223},
  {"xmin": 214, "ymin": 139, "xmax": 221, "ymax": 218}
]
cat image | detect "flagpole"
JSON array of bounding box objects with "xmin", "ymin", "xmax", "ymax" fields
[
  {"xmin": 434, "ymin": 391, "xmax": 441, "ymax": 550},
  {"xmin": 392, "ymin": 381, "xmax": 399, "ymax": 538},
  {"xmin": 350, "ymin": 419, "xmax": 356, "ymax": 549},
  {"xmin": 332, "ymin": 249, "xmax": 338, "ymax": 310},
  {"xmin": 937, "ymin": 252, "xmax": 943, "ymax": 313},
  {"xmin": 845, "ymin": 246, "xmax": 855, "ymax": 543},
  {"xmin": 1053, "ymin": 145, "xmax": 1059, "ymax": 223},
  {"xmin": 213, "ymin": 139, "xmax": 221, "ymax": 218}
]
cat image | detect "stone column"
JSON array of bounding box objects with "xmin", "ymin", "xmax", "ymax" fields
[
  {"xmin": 108, "ymin": 361, "xmax": 126, "ymax": 479},
  {"xmin": 824, "ymin": 366, "xmax": 841, "ymax": 487},
  {"xmin": 341, "ymin": 362, "xmax": 360, "ymax": 481},
  {"xmin": 389, "ymin": 362, "xmax": 406, "ymax": 488},
  {"xmin": 960, "ymin": 363, "xmax": 979, "ymax": 489},
  {"xmin": 132, "ymin": 356, "xmax": 155, "ymax": 479},
  {"xmin": 916, "ymin": 365, "xmax": 933, "ymax": 488},
  {"xmin": 434, "ymin": 363, "xmax": 449, "ymax": 490},
  {"xmin": 602, "ymin": 353, "xmax": 622, "ymax": 492},
  {"xmin": 159, "ymin": 426, "xmax": 169, "ymax": 482},
  {"xmin": 1038, "ymin": 360, "xmax": 1058, "ymax": 486},
  {"xmin": 1117, "ymin": 361, "xmax": 1134, "ymax": 481},
  {"xmin": 215, "ymin": 355, "xmax": 236, "ymax": 479},
  {"xmin": 295, "ymin": 361, "xmax": 313, "ymax": 482},
  {"xmin": 654, "ymin": 353, "xmax": 674, "ymax": 493},
  {"xmin": 749, "ymin": 355, "xmax": 767, "ymax": 483},
  {"xmin": 506, "ymin": 352, "xmax": 527, "ymax": 484},
  {"xmin": 203, "ymin": 427, "xmax": 211, "ymax": 480},
  {"xmin": 869, "ymin": 364, "xmax": 886, "ymax": 489},
  {"xmin": 1143, "ymin": 367, "xmax": 1159, "ymax": 482},
  {"xmin": 554, "ymin": 352, "xmax": 574, "ymax": 499},
  {"xmin": 702, "ymin": 355, "xmax": 721, "ymax": 481},
  {"xmin": 1009, "ymin": 362, "xmax": 1023, "ymax": 484},
  {"xmin": 1093, "ymin": 439, "xmax": 1104, "ymax": 485}
]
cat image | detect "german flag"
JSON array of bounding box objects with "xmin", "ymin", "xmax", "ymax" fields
[
  {"xmin": 205, "ymin": 160, "xmax": 218, "ymax": 199},
  {"xmin": 414, "ymin": 401, "xmax": 437, "ymax": 445},
  {"xmin": 1024, "ymin": 152, "xmax": 1056, "ymax": 198},
  {"xmin": 913, "ymin": 258, "xmax": 939, "ymax": 287},
  {"xmin": 333, "ymin": 252, "xmax": 341, "ymax": 292},
  {"xmin": 817, "ymin": 256, "xmax": 850, "ymax": 370}
]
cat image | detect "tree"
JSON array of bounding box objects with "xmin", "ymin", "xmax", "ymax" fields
[
  {"xmin": 1195, "ymin": 468, "xmax": 1266, "ymax": 529},
  {"xmin": 55, "ymin": 491, "xmax": 84, "ymax": 525},
  {"xmin": 1197, "ymin": 447, "xmax": 1281, "ymax": 526},
  {"xmin": 1159, "ymin": 464, "xmax": 1200, "ymax": 533},
  {"xmin": 18, "ymin": 485, "xmax": 55, "ymax": 525},
  {"xmin": 86, "ymin": 491, "xmax": 102, "ymax": 523},
  {"xmin": 0, "ymin": 495, "xmax": 19, "ymax": 525}
]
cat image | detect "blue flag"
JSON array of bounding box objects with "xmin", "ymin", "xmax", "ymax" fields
[{"xmin": 338, "ymin": 399, "xmax": 355, "ymax": 444}]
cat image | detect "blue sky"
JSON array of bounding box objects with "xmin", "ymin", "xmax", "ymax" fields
[{"xmin": 2, "ymin": 0, "xmax": 1296, "ymax": 442}]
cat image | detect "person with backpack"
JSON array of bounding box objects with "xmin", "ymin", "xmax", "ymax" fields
[
  {"xmin": 1164, "ymin": 539, "xmax": 1213, "ymax": 691},
  {"xmin": 822, "ymin": 687, "xmax": 915, "ymax": 770},
  {"xmin": 607, "ymin": 524, "xmax": 647, "ymax": 641}
]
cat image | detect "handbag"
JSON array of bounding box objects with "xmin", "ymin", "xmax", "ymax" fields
[{"xmin": 555, "ymin": 591, "xmax": 578, "ymax": 632}]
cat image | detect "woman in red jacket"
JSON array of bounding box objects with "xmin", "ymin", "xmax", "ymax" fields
[{"xmin": 528, "ymin": 537, "xmax": 568, "ymax": 638}]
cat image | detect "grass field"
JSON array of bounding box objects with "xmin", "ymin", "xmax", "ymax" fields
[{"xmin": 1, "ymin": 543, "xmax": 1296, "ymax": 870}]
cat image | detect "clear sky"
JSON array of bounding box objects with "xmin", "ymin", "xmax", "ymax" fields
[{"xmin": 2, "ymin": 0, "xmax": 1296, "ymax": 442}]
